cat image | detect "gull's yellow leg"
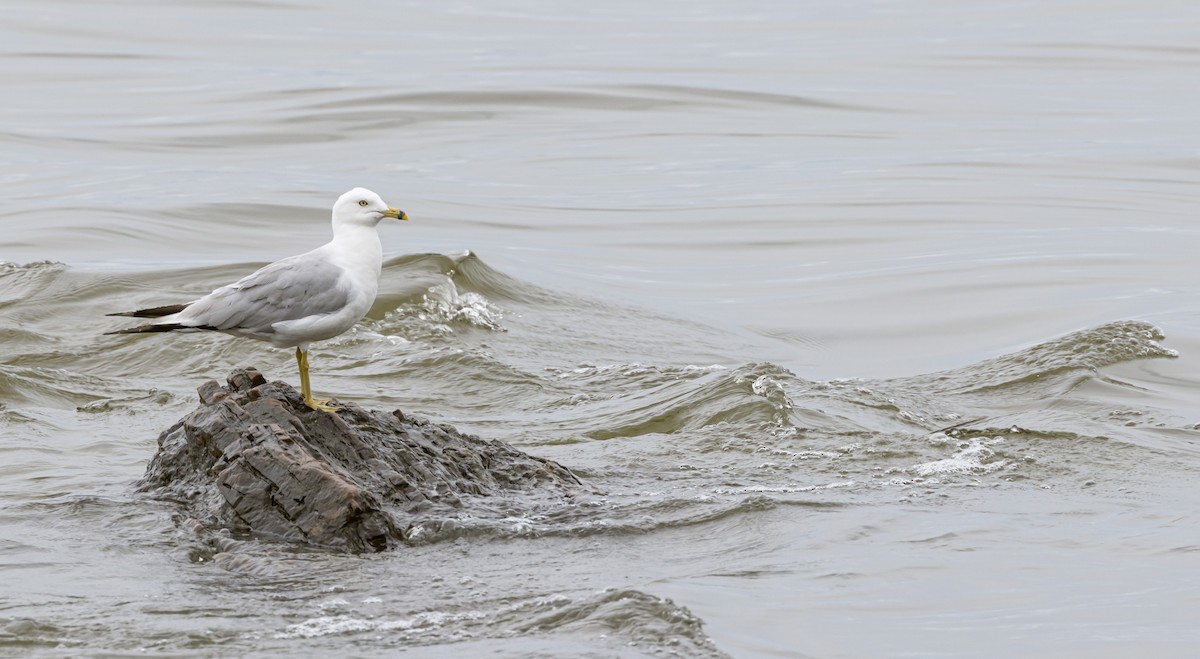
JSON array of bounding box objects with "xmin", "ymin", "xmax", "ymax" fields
[{"xmin": 296, "ymin": 347, "xmax": 338, "ymax": 412}]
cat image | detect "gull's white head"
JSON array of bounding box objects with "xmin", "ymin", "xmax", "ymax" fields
[{"xmin": 332, "ymin": 187, "xmax": 408, "ymax": 228}]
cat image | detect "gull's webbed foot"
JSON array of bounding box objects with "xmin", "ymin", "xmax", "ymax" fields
[{"xmin": 304, "ymin": 396, "xmax": 340, "ymax": 413}]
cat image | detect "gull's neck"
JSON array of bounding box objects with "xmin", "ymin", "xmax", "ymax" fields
[
  {"xmin": 329, "ymin": 220, "xmax": 383, "ymax": 276},
  {"xmin": 331, "ymin": 214, "xmax": 382, "ymax": 238}
]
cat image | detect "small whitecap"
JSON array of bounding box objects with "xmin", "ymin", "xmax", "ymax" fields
[
  {"xmin": 910, "ymin": 441, "xmax": 1008, "ymax": 477},
  {"xmin": 275, "ymin": 615, "xmax": 373, "ymax": 639}
]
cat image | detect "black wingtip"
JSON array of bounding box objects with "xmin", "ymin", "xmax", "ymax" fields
[
  {"xmin": 105, "ymin": 303, "xmax": 191, "ymax": 319},
  {"xmin": 104, "ymin": 323, "xmax": 190, "ymax": 335},
  {"xmin": 104, "ymin": 322, "xmax": 221, "ymax": 335}
]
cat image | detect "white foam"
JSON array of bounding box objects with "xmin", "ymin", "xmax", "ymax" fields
[
  {"xmin": 750, "ymin": 374, "xmax": 794, "ymax": 410},
  {"xmin": 274, "ymin": 609, "xmax": 489, "ymax": 640},
  {"xmin": 275, "ymin": 615, "xmax": 374, "ymax": 639},
  {"xmin": 419, "ymin": 281, "xmax": 505, "ymax": 331},
  {"xmin": 911, "ymin": 438, "xmax": 1008, "ymax": 476}
]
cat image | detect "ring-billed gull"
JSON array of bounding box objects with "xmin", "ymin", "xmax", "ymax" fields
[{"xmin": 105, "ymin": 187, "xmax": 409, "ymax": 412}]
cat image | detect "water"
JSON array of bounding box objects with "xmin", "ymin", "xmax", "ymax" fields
[{"xmin": 3, "ymin": 1, "xmax": 1200, "ymax": 656}]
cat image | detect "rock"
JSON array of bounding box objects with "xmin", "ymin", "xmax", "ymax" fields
[{"xmin": 139, "ymin": 367, "xmax": 584, "ymax": 553}]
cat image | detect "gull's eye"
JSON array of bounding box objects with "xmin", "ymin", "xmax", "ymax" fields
[{"xmin": 358, "ymin": 200, "xmax": 368, "ymax": 207}]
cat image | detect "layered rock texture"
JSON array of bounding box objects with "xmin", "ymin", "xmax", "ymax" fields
[{"xmin": 139, "ymin": 367, "xmax": 583, "ymax": 552}]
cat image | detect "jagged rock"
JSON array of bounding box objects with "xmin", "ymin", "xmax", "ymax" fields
[{"xmin": 139, "ymin": 367, "xmax": 583, "ymax": 552}]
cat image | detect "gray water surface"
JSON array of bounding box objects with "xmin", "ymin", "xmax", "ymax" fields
[{"xmin": 3, "ymin": 1, "xmax": 1200, "ymax": 657}]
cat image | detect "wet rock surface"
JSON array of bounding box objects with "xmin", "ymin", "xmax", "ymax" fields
[{"xmin": 139, "ymin": 367, "xmax": 584, "ymax": 552}]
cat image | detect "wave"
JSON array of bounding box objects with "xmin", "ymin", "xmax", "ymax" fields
[
  {"xmin": 572, "ymin": 363, "xmax": 803, "ymax": 440},
  {"xmin": 536, "ymin": 319, "xmax": 1176, "ymax": 444},
  {"xmin": 381, "ymin": 250, "xmax": 572, "ymax": 305},
  {"xmin": 272, "ymin": 587, "xmax": 728, "ymax": 657},
  {"xmin": 901, "ymin": 320, "xmax": 1177, "ymax": 396}
]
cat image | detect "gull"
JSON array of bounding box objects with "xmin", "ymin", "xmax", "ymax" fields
[{"xmin": 105, "ymin": 187, "xmax": 409, "ymax": 411}]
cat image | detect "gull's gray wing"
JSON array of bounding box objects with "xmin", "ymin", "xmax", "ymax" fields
[{"xmin": 180, "ymin": 250, "xmax": 351, "ymax": 333}]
